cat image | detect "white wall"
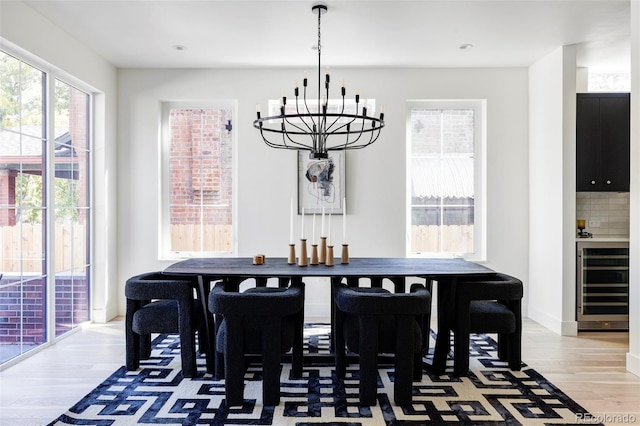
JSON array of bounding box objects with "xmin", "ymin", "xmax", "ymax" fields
[
  {"xmin": 116, "ymin": 67, "xmax": 529, "ymax": 317},
  {"xmin": 528, "ymin": 46, "xmax": 577, "ymax": 335},
  {"xmin": 0, "ymin": 1, "xmax": 119, "ymax": 322},
  {"xmin": 627, "ymin": 1, "xmax": 640, "ymax": 377}
]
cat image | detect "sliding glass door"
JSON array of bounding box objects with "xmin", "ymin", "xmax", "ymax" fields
[{"xmin": 0, "ymin": 51, "xmax": 92, "ymax": 366}]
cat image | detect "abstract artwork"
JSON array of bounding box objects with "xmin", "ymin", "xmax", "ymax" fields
[{"xmin": 298, "ymin": 151, "xmax": 345, "ymax": 214}]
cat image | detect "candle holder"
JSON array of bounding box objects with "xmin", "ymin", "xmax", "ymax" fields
[
  {"xmin": 341, "ymin": 244, "xmax": 349, "ymax": 264},
  {"xmin": 288, "ymin": 243, "xmax": 296, "ymax": 264},
  {"xmin": 298, "ymin": 239, "xmax": 308, "ymax": 267},
  {"xmin": 310, "ymin": 244, "xmax": 319, "ymax": 265},
  {"xmin": 319, "ymin": 236, "xmax": 327, "ymax": 263},
  {"xmin": 325, "ymin": 245, "xmax": 335, "ymax": 266}
]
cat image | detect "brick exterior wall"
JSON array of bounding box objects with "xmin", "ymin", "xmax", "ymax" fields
[
  {"xmin": 169, "ymin": 108, "xmax": 233, "ymax": 227},
  {"xmin": 0, "ymin": 275, "xmax": 89, "ymax": 349}
]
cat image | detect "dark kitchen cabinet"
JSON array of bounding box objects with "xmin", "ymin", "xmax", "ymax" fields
[{"xmin": 576, "ymin": 93, "xmax": 630, "ymax": 192}]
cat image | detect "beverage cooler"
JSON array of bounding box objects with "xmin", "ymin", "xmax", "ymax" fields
[{"xmin": 576, "ymin": 241, "xmax": 629, "ymax": 330}]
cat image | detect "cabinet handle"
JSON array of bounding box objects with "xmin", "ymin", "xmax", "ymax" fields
[
  {"xmin": 606, "ymin": 180, "xmax": 611, "ymax": 185},
  {"xmin": 591, "ymin": 180, "xmax": 596, "ymax": 185}
]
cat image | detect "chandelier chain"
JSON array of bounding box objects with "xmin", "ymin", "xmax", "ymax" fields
[{"xmin": 317, "ymin": 5, "xmax": 322, "ymax": 58}]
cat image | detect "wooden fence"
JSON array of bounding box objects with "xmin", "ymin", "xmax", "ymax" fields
[
  {"xmin": 170, "ymin": 224, "xmax": 233, "ymax": 252},
  {"xmin": 0, "ymin": 224, "xmax": 87, "ymax": 273},
  {"xmin": 411, "ymin": 225, "xmax": 473, "ymax": 254},
  {"xmin": 0, "ymin": 224, "xmax": 470, "ymax": 272}
]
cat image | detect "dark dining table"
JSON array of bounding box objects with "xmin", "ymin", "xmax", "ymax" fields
[{"xmin": 163, "ymin": 256, "xmax": 496, "ymax": 375}]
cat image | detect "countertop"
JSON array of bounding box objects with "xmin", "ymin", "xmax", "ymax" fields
[{"xmin": 575, "ymin": 236, "xmax": 629, "ymax": 242}]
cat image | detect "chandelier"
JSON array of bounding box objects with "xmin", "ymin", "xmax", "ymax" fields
[{"xmin": 253, "ymin": 3, "xmax": 385, "ymax": 160}]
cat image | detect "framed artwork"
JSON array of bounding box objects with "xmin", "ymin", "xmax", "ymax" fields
[{"xmin": 298, "ymin": 151, "xmax": 345, "ymax": 214}]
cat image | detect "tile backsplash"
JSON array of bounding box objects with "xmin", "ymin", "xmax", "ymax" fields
[{"xmin": 576, "ymin": 192, "xmax": 629, "ymax": 237}]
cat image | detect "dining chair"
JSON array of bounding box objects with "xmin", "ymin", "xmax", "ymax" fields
[
  {"xmin": 436, "ymin": 272, "xmax": 523, "ymax": 376},
  {"xmin": 208, "ymin": 279, "xmax": 305, "ymax": 406},
  {"xmin": 340, "ymin": 275, "xmax": 434, "ymax": 355},
  {"xmin": 333, "ymin": 282, "xmax": 431, "ymax": 406},
  {"xmin": 125, "ymin": 271, "xmax": 205, "ymax": 378}
]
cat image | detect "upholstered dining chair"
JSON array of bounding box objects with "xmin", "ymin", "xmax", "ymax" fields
[
  {"xmin": 437, "ymin": 273, "xmax": 523, "ymax": 376},
  {"xmin": 125, "ymin": 271, "xmax": 204, "ymax": 378},
  {"xmin": 208, "ymin": 279, "xmax": 305, "ymax": 406},
  {"xmin": 341, "ymin": 275, "xmax": 435, "ymax": 354},
  {"xmin": 333, "ymin": 282, "xmax": 431, "ymax": 406}
]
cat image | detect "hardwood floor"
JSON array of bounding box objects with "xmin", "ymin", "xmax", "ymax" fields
[{"xmin": 0, "ymin": 317, "xmax": 639, "ymax": 426}]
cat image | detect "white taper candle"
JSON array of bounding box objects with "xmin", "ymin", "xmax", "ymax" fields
[
  {"xmin": 343, "ymin": 197, "xmax": 346, "ymax": 243},
  {"xmin": 289, "ymin": 197, "xmax": 294, "ymax": 244}
]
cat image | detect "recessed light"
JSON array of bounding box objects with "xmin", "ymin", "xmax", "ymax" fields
[{"xmin": 459, "ymin": 44, "xmax": 474, "ymax": 50}]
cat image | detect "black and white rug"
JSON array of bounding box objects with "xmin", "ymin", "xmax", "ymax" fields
[{"xmin": 48, "ymin": 324, "xmax": 601, "ymax": 425}]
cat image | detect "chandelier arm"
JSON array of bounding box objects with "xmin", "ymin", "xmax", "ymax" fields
[
  {"xmin": 282, "ymin": 127, "xmax": 316, "ymax": 150},
  {"xmin": 336, "ymin": 112, "xmax": 368, "ymax": 146},
  {"xmin": 327, "ymin": 133, "xmax": 377, "ymax": 152},
  {"xmin": 258, "ymin": 123, "xmax": 313, "ymax": 151},
  {"xmin": 282, "ymin": 113, "xmax": 314, "ymax": 136},
  {"xmin": 328, "ymin": 120, "xmax": 383, "ymax": 150},
  {"xmin": 301, "ymin": 85, "xmax": 318, "ymax": 135},
  {"xmin": 323, "ymin": 93, "xmax": 346, "ymax": 133},
  {"xmin": 338, "ymin": 125, "xmax": 382, "ymax": 149},
  {"xmin": 295, "ymin": 91, "xmax": 315, "ymax": 134}
]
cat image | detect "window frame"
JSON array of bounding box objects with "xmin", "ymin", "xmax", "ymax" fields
[
  {"xmin": 159, "ymin": 101, "xmax": 238, "ymax": 260},
  {"xmin": 0, "ymin": 46, "xmax": 94, "ymax": 368},
  {"xmin": 405, "ymin": 99, "xmax": 486, "ymax": 260}
]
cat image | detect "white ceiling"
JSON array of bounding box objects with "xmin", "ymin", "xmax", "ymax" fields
[{"xmin": 20, "ymin": 0, "xmax": 631, "ymax": 71}]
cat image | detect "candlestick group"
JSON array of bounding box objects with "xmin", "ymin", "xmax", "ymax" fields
[{"xmin": 288, "ymin": 198, "xmax": 348, "ymax": 265}]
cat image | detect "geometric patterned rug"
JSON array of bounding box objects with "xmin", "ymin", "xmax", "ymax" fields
[{"xmin": 48, "ymin": 324, "xmax": 602, "ymax": 425}]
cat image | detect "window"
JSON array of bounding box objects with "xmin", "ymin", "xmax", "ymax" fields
[
  {"xmin": 407, "ymin": 100, "xmax": 485, "ymax": 258},
  {"xmin": 0, "ymin": 50, "xmax": 92, "ymax": 366},
  {"xmin": 160, "ymin": 102, "xmax": 235, "ymax": 258}
]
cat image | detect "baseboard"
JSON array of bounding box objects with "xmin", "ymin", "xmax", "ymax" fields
[
  {"xmin": 626, "ymin": 352, "xmax": 640, "ymax": 377},
  {"xmin": 527, "ymin": 305, "xmax": 578, "ymax": 336},
  {"xmin": 92, "ymin": 305, "xmax": 119, "ymax": 324}
]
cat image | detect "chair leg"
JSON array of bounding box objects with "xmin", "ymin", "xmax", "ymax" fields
[
  {"xmin": 179, "ymin": 330, "xmax": 197, "ymax": 378},
  {"xmin": 335, "ymin": 311, "xmax": 347, "ymax": 380},
  {"xmin": 262, "ymin": 322, "xmax": 281, "ymax": 406},
  {"xmin": 215, "ymin": 351, "xmax": 225, "ymax": 379},
  {"xmin": 359, "ymin": 317, "xmax": 378, "ymax": 406},
  {"xmin": 291, "ymin": 312, "xmax": 303, "ymax": 378},
  {"xmin": 422, "ymin": 313, "xmax": 432, "ymax": 355},
  {"xmin": 125, "ymin": 299, "xmax": 139, "ymax": 370},
  {"xmin": 497, "ymin": 333, "xmax": 509, "ymax": 361},
  {"xmin": 453, "ymin": 299, "xmax": 472, "ymax": 377},
  {"xmin": 453, "ymin": 330, "xmax": 471, "ymax": 377},
  {"xmin": 140, "ymin": 333, "xmax": 151, "ymax": 359},
  {"xmin": 413, "ymin": 352, "xmax": 423, "ymax": 381},
  {"xmin": 224, "ymin": 320, "xmax": 245, "ymax": 407},
  {"xmin": 394, "ymin": 317, "xmax": 414, "ymax": 406},
  {"xmin": 508, "ymin": 331, "xmax": 522, "ymax": 371},
  {"xmin": 125, "ymin": 329, "xmax": 140, "ymax": 370}
]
